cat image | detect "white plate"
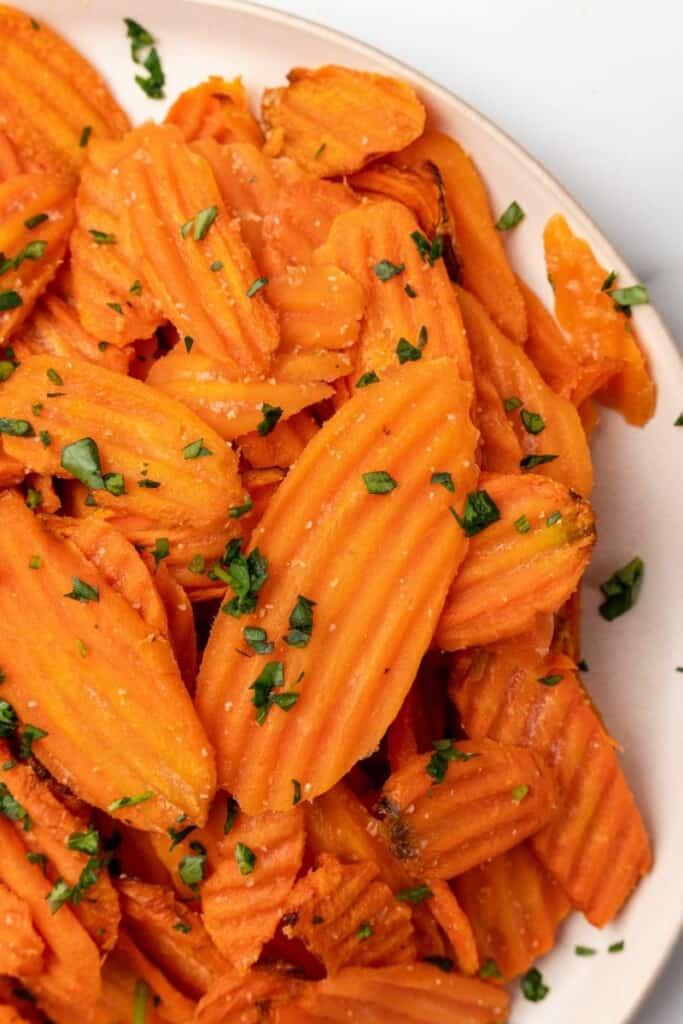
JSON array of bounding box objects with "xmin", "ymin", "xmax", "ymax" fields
[{"xmin": 24, "ymin": 1, "xmax": 683, "ymax": 1020}]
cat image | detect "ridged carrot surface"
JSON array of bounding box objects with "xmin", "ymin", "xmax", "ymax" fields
[
  {"xmin": 0, "ymin": 172, "xmax": 75, "ymax": 341},
  {"xmin": 314, "ymin": 200, "xmax": 472, "ymax": 381},
  {"xmin": 392, "ymin": 131, "xmax": 526, "ymax": 345},
  {"xmin": 147, "ymin": 349, "xmax": 332, "ymax": 441},
  {"xmin": 451, "ymin": 636, "xmax": 652, "ymax": 925},
  {"xmin": 196, "ymin": 358, "xmax": 478, "ymax": 813},
  {"xmin": 266, "ymin": 263, "xmax": 365, "ymax": 352},
  {"xmin": 13, "ymin": 292, "xmax": 131, "ymax": 373},
  {"xmin": 545, "ymin": 214, "xmax": 655, "ymax": 425},
  {"xmin": 202, "ymin": 805, "xmax": 304, "ymax": 972},
  {"xmin": 0, "ymin": 880, "xmax": 44, "ymax": 978},
  {"xmin": 0, "ymin": 6, "xmax": 129, "ymax": 177},
  {"xmin": 518, "ymin": 277, "xmax": 583, "ymax": 399},
  {"xmin": 453, "ymin": 843, "xmax": 570, "ymax": 980},
  {"xmin": 262, "ymin": 65, "xmax": 426, "ymax": 178},
  {"xmin": 0, "ymin": 354, "xmax": 243, "ymax": 531},
  {"xmin": 426, "ymin": 880, "xmax": 479, "ymax": 976},
  {"xmin": 457, "ymin": 286, "xmax": 593, "ymax": 495},
  {"xmin": 472, "ymin": 365, "xmax": 523, "ymax": 473},
  {"xmin": 97, "ymin": 929, "xmax": 196, "ymax": 1024},
  {"xmin": 0, "ymin": 492, "xmax": 215, "ymax": 831},
  {"xmin": 166, "ymin": 76, "xmax": 263, "ymax": 146},
  {"xmin": 195, "ymin": 968, "xmax": 301, "ymax": 1024},
  {"xmin": 118, "ymin": 123, "xmax": 278, "ymax": 372},
  {"xmin": 0, "ymin": 744, "xmax": 121, "ymax": 952},
  {"xmin": 0, "ymin": 129, "xmax": 21, "ymax": 181},
  {"xmin": 153, "ymin": 563, "xmax": 198, "ymax": 690},
  {"xmin": 0, "ymin": 817, "xmax": 101, "ymax": 1020},
  {"xmin": 349, "ymin": 162, "xmax": 444, "ymax": 237},
  {"xmin": 378, "ymin": 739, "xmax": 558, "ymax": 880},
  {"xmin": 436, "ymin": 473, "xmax": 595, "ymax": 650}
]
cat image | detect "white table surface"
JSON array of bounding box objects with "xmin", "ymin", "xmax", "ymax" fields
[{"xmin": 264, "ymin": 1, "xmax": 682, "ymax": 1020}]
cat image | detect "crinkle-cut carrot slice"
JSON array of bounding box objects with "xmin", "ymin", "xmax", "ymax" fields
[
  {"xmin": 118, "ymin": 123, "xmax": 278, "ymax": 372},
  {"xmin": 146, "ymin": 791, "xmax": 230, "ymax": 899},
  {"xmin": 387, "ymin": 654, "xmax": 450, "ymax": 773},
  {"xmin": 267, "ymin": 263, "xmax": 365, "ymax": 352},
  {"xmin": 242, "ymin": 466, "xmax": 285, "ymax": 525},
  {"xmin": 237, "ymin": 411, "xmax": 319, "ymax": 470},
  {"xmin": 0, "ymin": 880, "xmax": 44, "ymax": 978},
  {"xmin": 272, "ymin": 348, "xmax": 354, "ymax": 385},
  {"xmin": 0, "ymin": 353, "xmax": 243, "ymax": 531},
  {"xmin": 314, "ymin": 199, "xmax": 471, "ymax": 382},
  {"xmin": 153, "ymin": 563, "xmax": 198, "ymax": 691},
  {"xmin": 517, "ymin": 277, "xmax": 583, "ymax": 400},
  {"xmin": 196, "ymin": 358, "xmax": 479, "ymax": 813},
  {"xmin": 202, "ymin": 805, "xmax": 305, "ymax": 973},
  {"xmin": 98, "ymin": 929, "xmax": 196, "ymax": 1024},
  {"xmin": 12, "ymin": 292, "xmax": 131, "ymax": 373},
  {"xmin": 435, "ymin": 472, "xmax": 595, "ymax": 651},
  {"xmin": 262, "ymin": 65, "xmax": 426, "ymax": 178},
  {"xmin": 0, "ymin": 817, "xmax": 101, "ymax": 1019},
  {"xmin": 0, "ymin": 7, "xmax": 129, "ymax": 178},
  {"xmin": 378, "ymin": 739, "xmax": 558, "ymax": 880},
  {"xmin": 456, "ymin": 286, "xmax": 593, "ymax": 496},
  {"xmin": 425, "ymin": 880, "xmax": 479, "ymax": 976},
  {"xmin": 260, "ymin": 178, "xmax": 357, "ymax": 278},
  {"xmin": 0, "ymin": 491, "xmax": 215, "ymax": 831},
  {"xmin": 166, "ymin": 76, "xmax": 263, "ymax": 146},
  {"xmin": 146, "ymin": 349, "xmax": 332, "ymax": 441},
  {"xmin": 283, "ymin": 853, "xmax": 416, "ymax": 975},
  {"xmin": 390, "ymin": 130, "xmax": 526, "ymax": 345},
  {"xmin": 451, "ymin": 638, "xmax": 652, "ymax": 926},
  {"xmin": 0, "ymin": 173, "xmax": 75, "ymax": 342},
  {"xmin": 0, "ymin": 745, "xmax": 120, "ymax": 953},
  {"xmin": 453, "ymin": 842, "xmax": 570, "ymax": 980},
  {"xmin": 472, "ymin": 365, "xmax": 523, "ymax": 474},
  {"xmin": 350, "ymin": 162, "xmax": 442, "ymax": 235},
  {"xmin": 195, "ymin": 968, "xmax": 301, "ymax": 1024},
  {"xmin": 0, "ymin": 129, "xmax": 21, "ymax": 182},
  {"xmin": 117, "ymin": 880, "xmax": 229, "ymax": 999},
  {"xmin": 544, "ymin": 214, "xmax": 655, "ymax": 425}
]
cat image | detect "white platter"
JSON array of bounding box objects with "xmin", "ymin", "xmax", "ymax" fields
[{"xmin": 20, "ymin": 1, "xmax": 683, "ymax": 1020}]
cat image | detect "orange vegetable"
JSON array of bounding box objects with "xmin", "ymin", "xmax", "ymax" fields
[
  {"xmin": 0, "ymin": 491, "xmax": 215, "ymax": 831},
  {"xmin": 0, "ymin": 445, "xmax": 25, "ymax": 487},
  {"xmin": 453, "ymin": 843, "xmax": 570, "ymax": 980},
  {"xmin": 436, "ymin": 472, "xmax": 595, "ymax": 650},
  {"xmin": 472, "ymin": 366, "xmax": 523, "ymax": 474},
  {"xmin": 12, "ymin": 292, "xmax": 131, "ymax": 373},
  {"xmin": 349, "ymin": 161, "xmax": 444, "ymax": 238},
  {"xmin": 426, "ymin": 880, "xmax": 479, "ymax": 976},
  {"xmin": 0, "ymin": 6, "xmax": 129, "ymax": 177},
  {"xmin": 0, "ymin": 1008, "xmax": 30, "ymax": 1024},
  {"xmin": 0, "ymin": 129, "xmax": 21, "ymax": 182},
  {"xmin": 266, "ymin": 263, "xmax": 365, "ymax": 352},
  {"xmin": 237, "ymin": 411, "xmax": 319, "ymax": 470},
  {"xmin": 196, "ymin": 359, "xmax": 478, "ymax": 813},
  {"xmin": 262, "ymin": 65, "xmax": 425, "ymax": 178},
  {"xmin": 153, "ymin": 563, "xmax": 198, "ymax": 690},
  {"xmin": 518, "ymin": 277, "xmax": 582, "ymax": 399},
  {"xmin": 166, "ymin": 76, "xmax": 263, "ymax": 146},
  {"xmin": 0, "ymin": 880, "xmax": 44, "ymax": 978},
  {"xmin": 195, "ymin": 968, "xmax": 301, "ymax": 1024},
  {"xmin": 98, "ymin": 929, "xmax": 196, "ymax": 1024},
  {"xmin": 272, "ymin": 347, "xmax": 355, "ymax": 385},
  {"xmin": 202, "ymin": 805, "xmax": 305, "ymax": 972},
  {"xmin": 387, "ymin": 655, "xmax": 450, "ymax": 772}
]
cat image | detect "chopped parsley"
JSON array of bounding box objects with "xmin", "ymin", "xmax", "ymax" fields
[
  {"xmin": 363, "ymin": 470, "xmax": 398, "ymax": 495},
  {"xmin": 284, "ymin": 595, "xmax": 316, "ymax": 648},
  {"xmin": 0, "ymin": 417, "xmax": 33, "ymax": 436},
  {"xmin": 60, "ymin": 437, "xmax": 120, "ymax": 491},
  {"xmin": 13, "ymin": 240, "xmax": 47, "ymax": 268},
  {"xmin": 430, "ymin": 471, "xmax": 454, "ymax": 492},
  {"xmin": 124, "ymin": 18, "xmax": 165, "ymax": 99},
  {"xmin": 538, "ymin": 674, "xmax": 563, "ymax": 687},
  {"xmin": 79, "ymin": 126, "xmax": 92, "ymax": 148},
  {"xmin": 514, "ymin": 514, "xmax": 530, "ymax": 534},
  {"xmin": 89, "ymin": 229, "xmax": 116, "ymax": 245},
  {"xmin": 575, "ymin": 945, "xmax": 597, "ymax": 957},
  {"xmin": 396, "ymin": 885, "xmax": 433, "ymax": 905},
  {"xmin": 173, "ymin": 921, "xmax": 191, "ymax": 934},
  {"xmin": 250, "ymin": 661, "xmax": 300, "ymax": 725},
  {"xmin": 130, "ymin": 279, "xmax": 142, "ymax": 295},
  {"xmin": 479, "ymin": 958, "xmax": 503, "ymax": 980},
  {"xmin": 28, "ymin": 555, "xmax": 41, "ymax": 570},
  {"xmin": 608, "ymin": 284, "xmax": 649, "ymax": 314},
  {"xmin": 46, "ymin": 878, "xmax": 72, "ymax": 914},
  {"xmin": 520, "ymin": 453, "xmax": 558, "ymax": 470},
  {"xmin": 25, "ymin": 213, "xmax": 48, "ymax": 230},
  {"xmin": 520, "ymin": 409, "xmax": 545, "ymax": 434},
  {"xmin": 107, "ymin": 791, "xmax": 153, "ymax": 814},
  {"xmin": 674, "ymin": 412, "xmax": 683, "ymax": 426},
  {"xmin": 18, "ymin": 724, "xmax": 47, "ymax": 760},
  {"xmin": 181, "ymin": 205, "xmax": 218, "ymax": 241},
  {"xmin": 167, "ymin": 824, "xmax": 197, "ymax": 852},
  {"xmin": 451, "ymin": 490, "xmax": 500, "ymax": 536},
  {"xmin": 410, "ymin": 230, "xmax": 443, "ymax": 265},
  {"xmin": 0, "ymin": 291, "xmax": 22, "ymax": 311},
  {"xmin": 373, "ymin": 260, "xmax": 404, "ymax": 281},
  {"xmin": 356, "ymin": 922, "xmax": 373, "ymax": 940},
  {"xmin": 504, "ymin": 395, "xmax": 522, "ymax": 412},
  {"xmin": 243, "ymin": 626, "xmax": 273, "ymax": 654},
  {"xmin": 396, "ymin": 325, "xmax": 427, "ymax": 363},
  {"xmin": 224, "ymin": 796, "xmax": 239, "ymax": 835},
  {"xmin": 64, "ymin": 577, "xmax": 99, "ymax": 603},
  {"xmin": 46, "ymin": 367, "xmax": 63, "ymax": 386},
  {"xmin": 601, "ymin": 271, "xmax": 617, "ymax": 291},
  {"xmin": 246, "ymin": 275, "xmax": 268, "ymax": 298},
  {"xmin": 0, "ymin": 782, "xmax": 30, "ymax": 830},
  {"xmin": 257, "ymin": 402, "xmax": 282, "ymax": 436},
  {"xmin": 67, "ymin": 828, "xmax": 100, "ymax": 855},
  {"xmin": 183, "ymin": 437, "xmax": 212, "ymax": 459},
  {"xmin": 217, "ymin": 539, "xmax": 268, "ymax": 617},
  {"xmin": 356, "ymin": 371, "xmax": 379, "ymax": 388},
  {"xmin": 577, "ymin": 658, "xmax": 589, "ymax": 672},
  {"xmin": 521, "ymin": 968, "xmax": 549, "ymax": 1002},
  {"xmin": 188, "ymin": 554, "xmax": 206, "ymax": 574},
  {"xmin": 0, "ymin": 361, "xmax": 15, "ymax": 382},
  {"xmin": 546, "ymin": 510, "xmax": 562, "ymax": 526},
  {"xmin": 496, "ymin": 201, "xmax": 525, "ymax": 231},
  {"xmin": 152, "ymin": 537, "xmax": 170, "ymax": 565},
  {"xmin": 184, "ymin": 336, "xmax": 194, "ymax": 352},
  {"xmin": 314, "ymin": 142, "xmax": 327, "ymax": 159},
  {"xmin": 107, "ymin": 302, "xmax": 123, "ymax": 315},
  {"xmin": 132, "ymin": 979, "xmax": 149, "ymax": 1024},
  {"xmin": 608, "ymin": 941, "xmax": 625, "ymax": 954},
  {"xmin": 405, "ymin": 283, "xmax": 418, "ymax": 298},
  {"xmin": 26, "ymin": 489, "xmax": 43, "ymax": 511},
  {"xmin": 426, "ymin": 739, "xmax": 480, "ymax": 785},
  {"xmin": 511, "ymin": 784, "xmax": 529, "ymax": 803},
  {"xmin": 27, "ymin": 851, "xmax": 48, "ymax": 873},
  {"xmin": 599, "ymin": 557, "xmax": 644, "ymax": 621},
  {"xmin": 0, "ymin": 700, "xmax": 18, "ymax": 738},
  {"xmin": 235, "ymin": 841, "xmax": 256, "ymax": 875},
  {"xmin": 137, "ymin": 478, "xmax": 161, "ymax": 488},
  {"xmin": 210, "ymin": 260, "xmax": 223, "ymax": 272},
  {"xmin": 292, "ymin": 779, "xmax": 302, "ymax": 805}
]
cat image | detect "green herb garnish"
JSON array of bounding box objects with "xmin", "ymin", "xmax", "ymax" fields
[
  {"xmin": 373, "ymin": 260, "xmax": 404, "ymax": 281},
  {"xmin": 496, "ymin": 201, "xmax": 525, "ymax": 231},
  {"xmin": 363, "ymin": 470, "xmax": 398, "ymax": 495},
  {"xmin": 451, "ymin": 490, "xmax": 500, "ymax": 537},
  {"xmin": 599, "ymin": 557, "xmax": 644, "ymax": 621}
]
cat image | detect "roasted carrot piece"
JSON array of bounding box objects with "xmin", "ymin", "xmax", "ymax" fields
[
  {"xmin": 272, "ymin": 348, "xmax": 355, "ymax": 385},
  {"xmin": 426, "ymin": 880, "xmax": 479, "ymax": 976},
  {"xmin": 544, "ymin": 214, "xmax": 655, "ymax": 425},
  {"xmin": 314, "ymin": 200, "xmax": 472, "ymax": 382},
  {"xmin": 453, "ymin": 842, "xmax": 570, "ymax": 980},
  {"xmin": 0, "ymin": 880, "xmax": 44, "ymax": 978},
  {"xmin": 266, "ymin": 264, "xmax": 365, "ymax": 352},
  {"xmin": 391, "ymin": 130, "xmax": 526, "ymax": 345},
  {"xmin": 378, "ymin": 739, "xmax": 558, "ymax": 880},
  {"xmin": 195, "ymin": 968, "xmax": 301, "ymax": 1024},
  {"xmin": 0, "ymin": 354, "xmax": 243, "ymax": 531},
  {"xmin": 349, "ymin": 162, "xmax": 442, "ymax": 236},
  {"xmin": 436, "ymin": 472, "xmax": 595, "ymax": 651},
  {"xmin": 451, "ymin": 636, "xmax": 652, "ymax": 925},
  {"xmin": 24, "ymin": 471, "xmax": 60, "ymax": 513},
  {"xmin": 196, "ymin": 359, "xmax": 478, "ymax": 813},
  {"xmin": 517, "ymin": 277, "xmax": 582, "ymax": 399},
  {"xmin": 12, "ymin": 293, "xmax": 131, "ymax": 373},
  {"xmin": 153, "ymin": 563, "xmax": 198, "ymax": 690},
  {"xmin": 202, "ymin": 806, "xmax": 305, "ymax": 972},
  {"xmin": 472, "ymin": 366, "xmax": 524, "ymax": 473},
  {"xmin": 0, "ymin": 173, "xmax": 75, "ymax": 342},
  {"xmin": 146, "ymin": 791, "xmax": 230, "ymax": 899},
  {"xmin": 0, "ymin": 129, "xmax": 21, "ymax": 182},
  {"xmin": 100, "ymin": 929, "xmax": 196, "ymax": 1024},
  {"xmin": 552, "ymin": 590, "xmax": 582, "ymax": 663},
  {"xmin": 118, "ymin": 123, "xmax": 278, "ymax": 372},
  {"xmin": 0, "ymin": 444, "xmax": 24, "ymax": 487},
  {"xmin": 166, "ymin": 76, "xmax": 263, "ymax": 146},
  {"xmin": 237, "ymin": 411, "xmax": 319, "ymax": 470},
  {"xmin": 0, "ymin": 817, "xmax": 101, "ymax": 1019},
  {"xmin": 262, "ymin": 65, "xmax": 425, "ymax": 178},
  {"xmin": 456, "ymin": 286, "xmax": 593, "ymax": 495},
  {"xmin": 387, "ymin": 655, "xmax": 450, "ymax": 773},
  {"xmin": 0, "ymin": 492, "xmax": 215, "ymax": 831},
  {"xmin": 0, "ymin": 7, "xmax": 129, "ymax": 178},
  {"xmin": 0, "ymin": 1008, "xmax": 31, "ymax": 1024}
]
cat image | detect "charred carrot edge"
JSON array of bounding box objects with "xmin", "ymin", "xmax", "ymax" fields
[
  {"xmin": 517, "ymin": 277, "xmax": 582, "ymax": 399},
  {"xmin": 451, "ymin": 637, "xmax": 652, "ymax": 925},
  {"xmin": 0, "ymin": 879, "xmax": 44, "ymax": 978},
  {"xmin": 112, "ymin": 929, "xmax": 196, "ymax": 1023},
  {"xmin": 424, "ymin": 880, "xmax": 479, "ymax": 976},
  {"xmin": 348, "ymin": 161, "xmax": 444, "ymax": 237},
  {"xmin": 13, "ymin": 293, "xmax": 131, "ymax": 373},
  {"xmin": 0, "ymin": 129, "xmax": 21, "ymax": 182},
  {"xmin": 391, "ymin": 130, "xmax": 527, "ymax": 345},
  {"xmin": 118, "ymin": 123, "xmax": 278, "ymax": 371},
  {"xmin": 379, "ymin": 739, "xmax": 558, "ymax": 880},
  {"xmin": 314, "ymin": 199, "xmax": 472, "ymax": 382},
  {"xmin": 166, "ymin": 76, "xmax": 263, "ymax": 146},
  {"xmin": 195, "ymin": 967, "xmax": 301, "ymax": 1024},
  {"xmin": 0, "ymin": 491, "xmax": 215, "ymax": 831},
  {"xmin": 262, "ymin": 65, "xmax": 425, "ymax": 178},
  {"xmin": 0, "ymin": 6, "xmax": 129, "ymax": 177},
  {"xmin": 153, "ymin": 563, "xmax": 198, "ymax": 691},
  {"xmin": 266, "ymin": 263, "xmax": 365, "ymax": 352},
  {"xmin": 0, "ymin": 172, "xmax": 75, "ymax": 342},
  {"xmin": 453, "ymin": 843, "xmax": 570, "ymax": 980},
  {"xmin": 436, "ymin": 472, "xmax": 595, "ymax": 651},
  {"xmin": 196, "ymin": 358, "xmax": 478, "ymax": 813},
  {"xmin": 456, "ymin": 285, "xmax": 594, "ymax": 496},
  {"xmin": 237, "ymin": 411, "xmax": 319, "ymax": 470},
  {"xmin": 202, "ymin": 805, "xmax": 305, "ymax": 973}
]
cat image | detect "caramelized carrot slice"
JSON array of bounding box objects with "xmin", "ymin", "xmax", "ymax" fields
[
  {"xmin": 0, "ymin": 880, "xmax": 44, "ymax": 978},
  {"xmin": 195, "ymin": 968, "xmax": 301, "ymax": 1024},
  {"xmin": 426, "ymin": 880, "xmax": 479, "ymax": 976},
  {"xmin": 12, "ymin": 292, "xmax": 131, "ymax": 373},
  {"xmin": 315, "ymin": 200, "xmax": 471, "ymax": 381},
  {"xmin": 266, "ymin": 263, "xmax": 365, "ymax": 352},
  {"xmin": 202, "ymin": 806, "xmax": 305, "ymax": 972},
  {"xmin": 451, "ymin": 636, "xmax": 652, "ymax": 925},
  {"xmin": 0, "ymin": 129, "xmax": 21, "ymax": 182},
  {"xmin": 378, "ymin": 739, "xmax": 558, "ymax": 879},
  {"xmin": 118, "ymin": 123, "xmax": 278, "ymax": 372},
  {"xmin": 453, "ymin": 843, "xmax": 570, "ymax": 980},
  {"xmin": 100, "ymin": 929, "xmax": 196, "ymax": 1024},
  {"xmin": 0, "ymin": 7, "xmax": 129, "ymax": 177},
  {"xmin": 517, "ymin": 277, "xmax": 582, "ymax": 399},
  {"xmin": 436, "ymin": 472, "xmax": 595, "ymax": 650},
  {"xmin": 0, "ymin": 173, "xmax": 75, "ymax": 342},
  {"xmin": 456, "ymin": 286, "xmax": 593, "ymax": 495},
  {"xmin": 262, "ymin": 66, "xmax": 425, "ymax": 178},
  {"xmin": 196, "ymin": 359, "xmax": 478, "ymax": 813},
  {"xmin": 166, "ymin": 76, "xmax": 263, "ymax": 146},
  {"xmin": 0, "ymin": 491, "xmax": 215, "ymax": 831}
]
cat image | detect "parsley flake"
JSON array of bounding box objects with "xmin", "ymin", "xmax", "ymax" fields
[
  {"xmin": 520, "ymin": 453, "xmax": 558, "ymax": 470},
  {"xmin": 167, "ymin": 824, "xmax": 197, "ymax": 852},
  {"xmin": 608, "ymin": 941, "xmax": 625, "ymax": 954},
  {"xmin": 504, "ymin": 395, "xmax": 522, "ymax": 412},
  {"xmin": 396, "ymin": 885, "xmax": 433, "ymax": 905},
  {"xmin": 152, "ymin": 537, "xmax": 170, "ymax": 565},
  {"xmin": 124, "ymin": 18, "xmax": 165, "ymax": 99},
  {"xmin": 243, "ymin": 627, "xmax": 273, "ymax": 654},
  {"xmin": 0, "ymin": 417, "xmax": 32, "ymax": 436},
  {"xmin": 292, "ymin": 779, "xmax": 302, "ymax": 805},
  {"xmin": 250, "ymin": 661, "xmax": 300, "ymax": 724},
  {"xmin": 284, "ymin": 595, "xmax": 316, "ymax": 648},
  {"xmin": 184, "ymin": 336, "xmax": 194, "ymax": 352},
  {"xmin": 25, "ymin": 213, "xmax": 48, "ymax": 230},
  {"xmin": 404, "ymin": 283, "xmax": 418, "ymax": 298},
  {"xmin": 496, "ymin": 201, "xmax": 525, "ymax": 231},
  {"xmin": 479, "ymin": 958, "xmax": 503, "ymax": 979},
  {"xmin": 599, "ymin": 557, "xmax": 644, "ymax": 621},
  {"xmin": 229, "ymin": 495, "xmax": 253, "ymax": 519},
  {"xmin": 183, "ymin": 437, "xmax": 212, "ymax": 460},
  {"xmin": 511, "ymin": 784, "xmax": 529, "ymax": 803},
  {"xmin": 89, "ymin": 229, "xmax": 116, "ymax": 245},
  {"xmin": 224, "ymin": 796, "xmax": 239, "ymax": 835},
  {"xmin": 246, "ymin": 275, "xmax": 268, "ymax": 298},
  {"xmin": 0, "ymin": 291, "xmax": 22, "ymax": 312},
  {"xmin": 46, "ymin": 878, "xmax": 72, "ymax": 914},
  {"xmin": 410, "ymin": 230, "xmax": 443, "ymax": 265},
  {"xmin": 363, "ymin": 470, "xmax": 398, "ymax": 495},
  {"xmin": 218, "ymin": 540, "xmax": 268, "ymax": 617},
  {"xmin": 0, "ymin": 700, "xmax": 18, "ymax": 738},
  {"xmin": 64, "ymin": 577, "xmax": 99, "ymax": 603},
  {"xmin": 107, "ymin": 791, "xmax": 153, "ymax": 814},
  {"xmin": 521, "ymin": 967, "xmax": 550, "ymax": 1002},
  {"xmin": 356, "ymin": 371, "xmax": 379, "ymax": 388},
  {"xmin": 130, "ymin": 279, "xmax": 142, "ymax": 295},
  {"xmin": 257, "ymin": 402, "xmax": 282, "ymax": 436},
  {"xmin": 0, "ymin": 782, "xmax": 30, "ymax": 830},
  {"xmin": 79, "ymin": 125, "xmax": 92, "ymax": 148},
  {"xmin": 396, "ymin": 327, "xmax": 427, "ymax": 363},
  {"xmin": 430, "ymin": 471, "xmax": 454, "ymax": 492},
  {"xmin": 538, "ymin": 674, "xmax": 563, "ymax": 687},
  {"xmin": 235, "ymin": 841, "xmax": 256, "ymax": 875},
  {"xmin": 426, "ymin": 739, "xmax": 480, "ymax": 785},
  {"xmin": 546, "ymin": 510, "xmax": 562, "ymax": 526},
  {"xmin": 608, "ymin": 284, "xmax": 649, "ymax": 314},
  {"xmin": 575, "ymin": 945, "xmax": 597, "ymax": 957},
  {"xmin": 67, "ymin": 828, "xmax": 100, "ymax": 855},
  {"xmin": 373, "ymin": 260, "xmax": 404, "ymax": 281},
  {"xmin": 451, "ymin": 490, "xmax": 500, "ymax": 536},
  {"xmin": 514, "ymin": 514, "xmax": 530, "ymax": 533},
  {"xmin": 356, "ymin": 922, "xmax": 373, "ymax": 940},
  {"xmin": 520, "ymin": 409, "xmax": 546, "ymax": 435}
]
